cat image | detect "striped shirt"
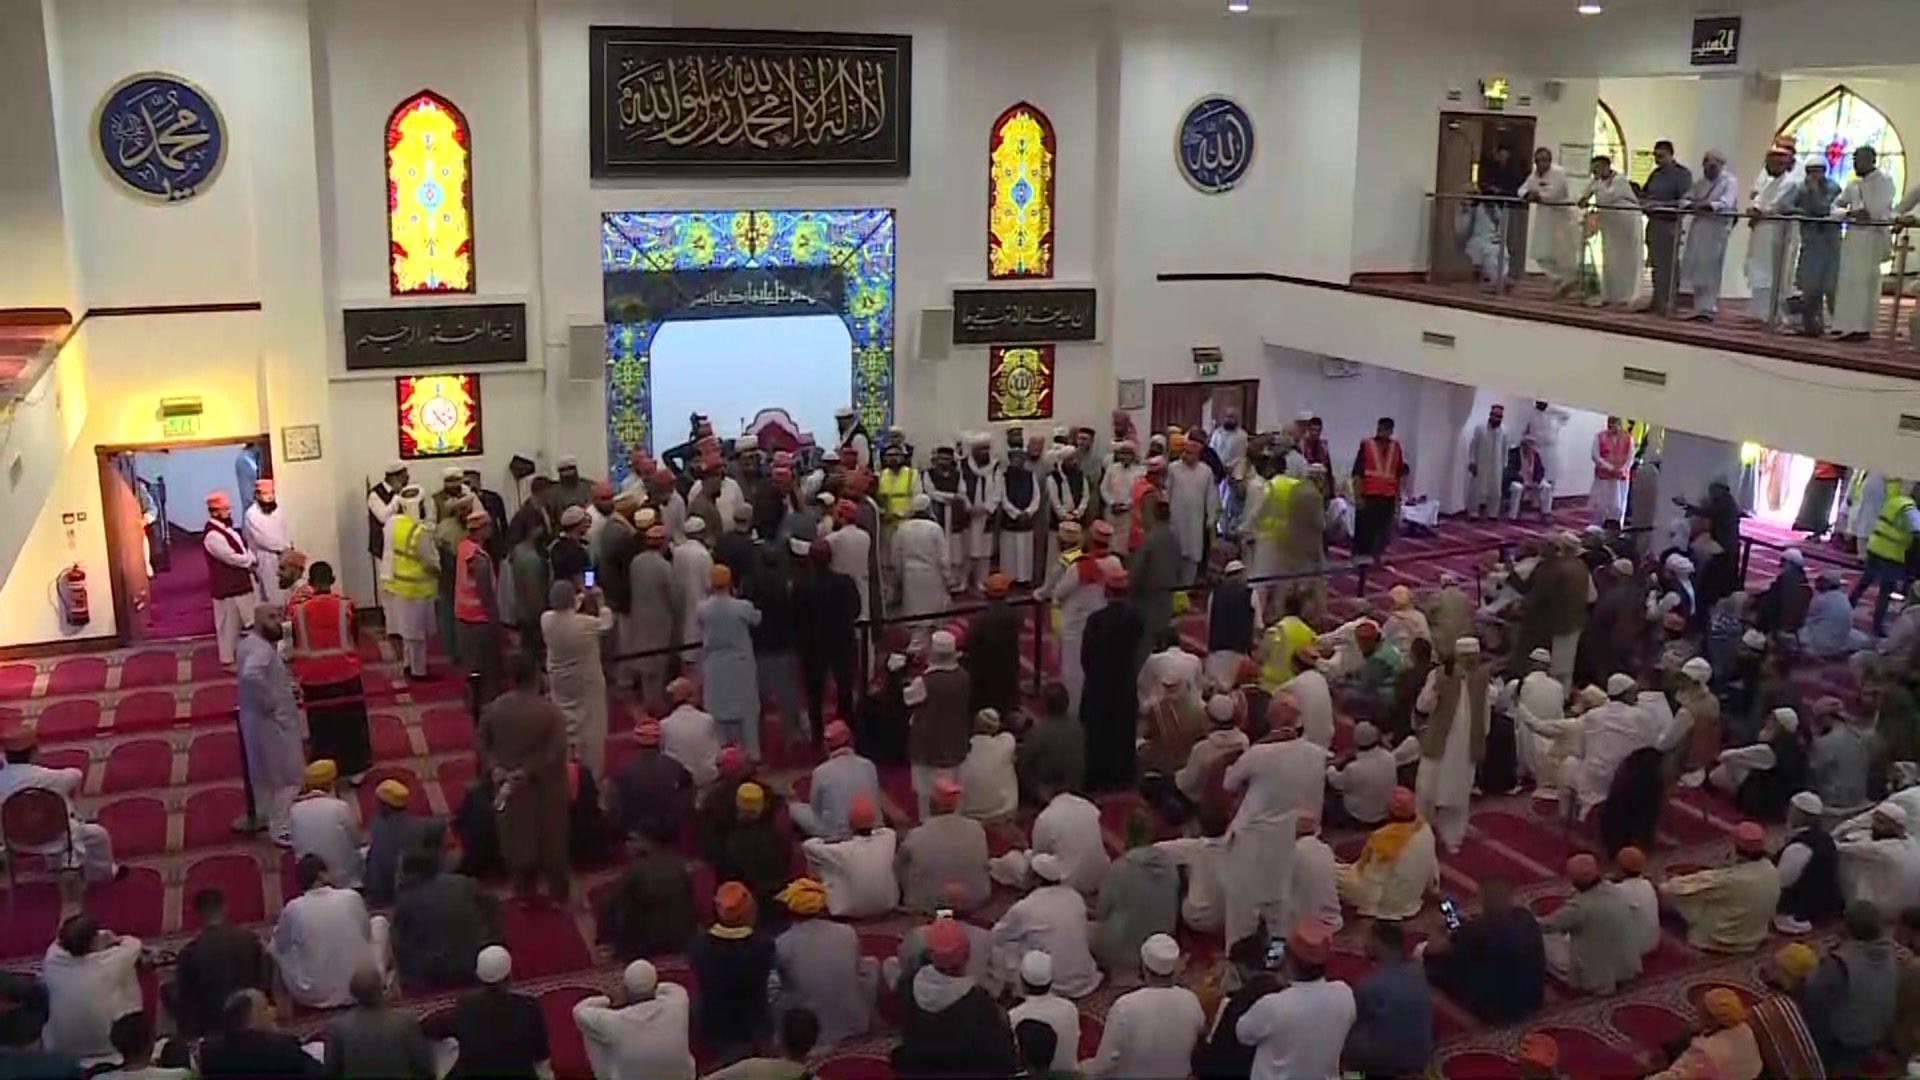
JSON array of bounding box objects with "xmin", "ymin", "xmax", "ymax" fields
[{"xmin": 1748, "ymin": 992, "xmax": 1825, "ymax": 1080}]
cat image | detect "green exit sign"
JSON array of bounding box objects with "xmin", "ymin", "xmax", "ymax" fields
[
  {"xmin": 163, "ymin": 414, "xmax": 200, "ymax": 438},
  {"xmin": 1197, "ymin": 361, "xmax": 1221, "ymax": 378}
]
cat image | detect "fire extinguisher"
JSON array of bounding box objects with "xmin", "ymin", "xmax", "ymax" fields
[{"xmin": 57, "ymin": 565, "xmax": 90, "ymax": 628}]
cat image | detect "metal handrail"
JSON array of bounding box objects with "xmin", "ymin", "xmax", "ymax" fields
[{"xmin": 1427, "ymin": 190, "xmax": 1919, "ymax": 228}]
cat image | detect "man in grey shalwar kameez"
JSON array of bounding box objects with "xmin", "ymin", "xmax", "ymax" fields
[
  {"xmin": 1129, "ymin": 497, "xmax": 1182, "ymax": 672},
  {"xmin": 1792, "ymin": 160, "xmax": 1844, "ymax": 337},
  {"xmin": 1165, "ymin": 439, "xmax": 1218, "ymax": 584},
  {"xmin": 237, "ymin": 607, "xmax": 308, "ymax": 845},
  {"xmin": 1680, "ymin": 150, "xmax": 1739, "ymax": 321},
  {"xmin": 697, "ymin": 565, "xmax": 763, "ymax": 759},
  {"xmin": 1466, "ymin": 405, "xmax": 1511, "ymax": 520},
  {"xmin": 622, "ymin": 525, "xmax": 680, "ymax": 713},
  {"xmin": 773, "ymin": 881, "xmax": 878, "ymax": 1051},
  {"xmin": 541, "ymin": 580, "xmax": 615, "ymax": 778}
]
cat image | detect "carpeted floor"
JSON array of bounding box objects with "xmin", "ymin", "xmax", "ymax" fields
[
  {"xmin": 0, "ymin": 507, "xmax": 1883, "ymax": 1079},
  {"xmin": 141, "ymin": 533, "xmax": 217, "ymax": 642}
]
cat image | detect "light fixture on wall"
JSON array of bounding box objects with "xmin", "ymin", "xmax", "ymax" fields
[
  {"xmin": 1227, "ymin": 0, "xmax": 1251, "ymax": 12},
  {"xmin": 1577, "ymin": 0, "xmax": 1604, "ymax": 13}
]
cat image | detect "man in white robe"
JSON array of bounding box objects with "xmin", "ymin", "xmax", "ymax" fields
[
  {"xmin": 824, "ymin": 502, "xmax": 874, "ymax": 626},
  {"xmin": 272, "ymin": 857, "xmax": 391, "ymax": 1008},
  {"xmin": 669, "ymin": 518, "xmax": 713, "ymax": 654},
  {"xmin": 1414, "ymin": 638, "xmax": 1490, "ymax": 853},
  {"xmin": 1036, "ymin": 524, "xmax": 1109, "ymax": 713},
  {"xmin": 366, "ymin": 463, "xmax": 410, "ymax": 630},
  {"xmin": 1289, "ymin": 811, "xmax": 1342, "ymax": 933},
  {"xmin": 659, "ymin": 677, "xmax": 720, "ymax": 786},
  {"xmin": 242, "ymin": 479, "xmax": 294, "ymax": 607},
  {"xmin": 1166, "ymin": 437, "xmax": 1219, "ymax": 583},
  {"xmin": 1565, "ymin": 673, "xmax": 1659, "ymax": 822},
  {"xmin": 1099, "ymin": 442, "xmax": 1143, "ymax": 557},
  {"xmin": 1466, "ymin": 404, "xmax": 1511, "ymax": 520},
  {"xmin": 1680, "ymin": 150, "xmax": 1740, "ymax": 321},
  {"xmin": 891, "ymin": 495, "xmax": 951, "ymax": 646},
  {"xmin": 1209, "ymin": 411, "xmax": 1248, "ymax": 475},
  {"xmin": 0, "ymin": 727, "xmax": 119, "ymax": 882},
  {"xmin": 237, "ymin": 607, "xmax": 307, "ymax": 844},
  {"xmin": 1582, "ymin": 153, "xmax": 1642, "ymax": 307},
  {"xmin": 1282, "ymin": 653, "xmax": 1336, "ymax": 750},
  {"xmin": 1834, "ymin": 801, "xmax": 1920, "ymax": 912},
  {"xmin": 1830, "ymin": 145, "xmax": 1901, "ymax": 340},
  {"xmin": 1589, "ymin": 416, "xmax": 1634, "ymax": 525},
  {"xmin": 1507, "ymin": 647, "xmax": 1566, "ymax": 789},
  {"xmin": 1456, "ymin": 190, "xmax": 1507, "ymax": 288},
  {"xmin": 1744, "ymin": 139, "xmax": 1803, "ymax": 324},
  {"xmin": 988, "ymin": 854, "xmax": 1103, "ymax": 998},
  {"xmin": 957, "ymin": 434, "xmax": 1002, "ymax": 593},
  {"xmin": 573, "ymin": 960, "xmax": 695, "ymax": 1080},
  {"xmin": 1519, "ymin": 147, "xmax": 1579, "ymax": 296}
]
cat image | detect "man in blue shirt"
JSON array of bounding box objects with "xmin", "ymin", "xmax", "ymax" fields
[{"xmin": 1343, "ymin": 920, "xmax": 1433, "ymax": 1076}]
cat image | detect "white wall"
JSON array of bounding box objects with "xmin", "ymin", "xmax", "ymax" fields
[{"xmin": 0, "ymin": 2, "xmax": 70, "ymax": 310}]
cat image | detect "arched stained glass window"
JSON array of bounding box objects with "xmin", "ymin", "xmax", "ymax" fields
[
  {"xmin": 987, "ymin": 102, "xmax": 1055, "ymax": 280},
  {"xmin": 1777, "ymin": 85, "xmax": 1906, "ymax": 200},
  {"xmin": 387, "ymin": 90, "xmax": 473, "ymax": 295}
]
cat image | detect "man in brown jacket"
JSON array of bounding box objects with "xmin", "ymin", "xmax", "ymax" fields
[
  {"xmin": 906, "ymin": 630, "xmax": 971, "ymax": 818},
  {"xmin": 477, "ymin": 653, "xmax": 571, "ymax": 903},
  {"xmin": 1514, "ymin": 533, "xmax": 1592, "ymax": 684}
]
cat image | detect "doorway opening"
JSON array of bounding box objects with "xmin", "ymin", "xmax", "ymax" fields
[
  {"xmin": 97, "ymin": 436, "xmax": 271, "ymax": 646},
  {"xmin": 1150, "ymin": 379, "xmax": 1259, "ymax": 440},
  {"xmin": 1431, "ymin": 112, "xmax": 1537, "ymax": 285}
]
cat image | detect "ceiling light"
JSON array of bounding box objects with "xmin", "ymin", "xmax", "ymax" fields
[
  {"xmin": 1227, "ymin": 0, "xmax": 1251, "ymax": 12},
  {"xmin": 1577, "ymin": 1, "xmax": 1604, "ymax": 13}
]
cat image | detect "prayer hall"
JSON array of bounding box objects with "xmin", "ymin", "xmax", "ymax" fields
[{"xmin": 2, "ymin": 0, "xmax": 1920, "ymax": 1077}]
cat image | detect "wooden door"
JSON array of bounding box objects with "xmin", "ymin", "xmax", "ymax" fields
[
  {"xmin": 1151, "ymin": 380, "xmax": 1258, "ymax": 441},
  {"xmin": 1433, "ymin": 113, "xmax": 1537, "ymax": 283}
]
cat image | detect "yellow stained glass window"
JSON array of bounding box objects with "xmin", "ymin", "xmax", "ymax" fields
[
  {"xmin": 988, "ymin": 103, "xmax": 1055, "ymax": 280},
  {"xmin": 388, "ymin": 91, "xmax": 473, "ymax": 294}
]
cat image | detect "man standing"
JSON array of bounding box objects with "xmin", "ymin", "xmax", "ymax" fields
[
  {"xmin": 1831, "ymin": 146, "xmax": 1901, "ymax": 341},
  {"xmin": 1681, "ymin": 150, "xmax": 1740, "ymax": 321},
  {"xmin": 546, "ymin": 455, "xmax": 595, "ymax": 513},
  {"xmin": 958, "ymin": 434, "xmax": 1001, "ymax": 594},
  {"xmin": 833, "ymin": 406, "xmax": 872, "ymax": 470},
  {"xmin": 382, "ymin": 486, "xmax": 437, "ymax": 680},
  {"xmin": 240, "ymin": 479, "xmax": 293, "ymax": 607},
  {"xmin": 1413, "ymin": 639, "xmax": 1490, "ymax": 853},
  {"xmin": 478, "ymin": 653, "xmax": 571, "ymax": 904},
  {"xmin": 1130, "ymin": 497, "xmax": 1182, "ymax": 666},
  {"xmin": 891, "ymin": 495, "xmax": 951, "ymax": 646},
  {"xmin": 1583, "ymin": 153, "xmax": 1642, "ymax": 307},
  {"xmin": 1852, "ymin": 479, "xmax": 1919, "ymax": 637},
  {"xmin": 922, "ymin": 444, "xmax": 966, "ymax": 593},
  {"xmin": 1100, "ymin": 442, "xmax": 1142, "ymax": 557},
  {"xmin": 202, "ymin": 491, "xmax": 257, "ymax": 668},
  {"xmin": 623, "ymin": 525, "xmax": 680, "ymax": 712},
  {"xmin": 874, "ymin": 441, "xmax": 922, "ymax": 582},
  {"xmin": 1519, "ymin": 147, "xmax": 1579, "ymax": 297},
  {"xmin": 1044, "ymin": 447, "xmax": 1093, "ymax": 569},
  {"xmin": 367, "ymin": 463, "xmax": 409, "ymax": 632},
  {"xmin": 1589, "ymin": 416, "xmax": 1634, "ymax": 525},
  {"xmin": 452, "ymin": 510, "xmax": 504, "ymax": 714},
  {"xmin": 906, "ymin": 631, "xmax": 971, "ymax": 817},
  {"xmin": 237, "ymin": 606, "xmax": 305, "ymax": 845},
  {"xmin": 1745, "ymin": 139, "xmax": 1803, "ymax": 324},
  {"xmin": 288, "ymin": 562, "xmax": 372, "ymax": 782},
  {"xmin": 1351, "ymin": 417, "xmax": 1407, "ymax": 558},
  {"xmin": 669, "ymin": 518, "xmax": 712, "ymax": 655},
  {"xmin": 1166, "ymin": 436, "xmax": 1218, "ymax": 583},
  {"xmin": 1466, "ymin": 404, "xmax": 1510, "ymax": 520},
  {"xmin": 1209, "ymin": 410, "xmax": 1248, "ymax": 475},
  {"xmin": 1793, "ymin": 159, "xmax": 1845, "ymax": 337},
  {"xmin": 998, "ymin": 444, "xmax": 1041, "ymax": 586},
  {"xmin": 1639, "ymin": 139, "xmax": 1694, "ymax": 314}
]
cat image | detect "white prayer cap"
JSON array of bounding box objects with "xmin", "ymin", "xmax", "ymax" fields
[
  {"xmin": 384, "ymin": 461, "xmax": 406, "ymax": 475},
  {"xmin": 968, "ymin": 431, "xmax": 993, "ymax": 448},
  {"xmin": 1612, "ymin": 558, "xmax": 1636, "ymax": 577},
  {"xmin": 1772, "ymin": 707, "xmax": 1800, "ymax": 733},
  {"xmin": 887, "ymin": 653, "xmax": 908, "ymax": 673},
  {"xmin": 1455, "ymin": 636, "xmax": 1481, "ymax": 656},
  {"xmin": 910, "ymin": 493, "xmax": 932, "ymax": 513},
  {"xmin": 1583, "ymin": 524, "xmax": 1605, "ymax": 537},
  {"xmin": 1353, "ymin": 721, "xmax": 1380, "ymax": 748},
  {"xmin": 1606, "ymin": 673, "xmax": 1638, "ymax": 698},
  {"xmin": 1577, "ymin": 685, "xmax": 1610, "ymax": 710},
  {"xmin": 1295, "ymin": 410, "xmax": 1314, "ymax": 422},
  {"xmin": 683, "ymin": 517, "xmax": 706, "ymax": 536},
  {"xmin": 634, "ymin": 508, "xmax": 658, "ymax": 529},
  {"xmin": 787, "ymin": 536, "xmax": 810, "ymax": 556},
  {"xmin": 1030, "ymin": 853, "xmax": 1066, "ymax": 882},
  {"xmin": 929, "ymin": 631, "xmax": 959, "ymax": 665},
  {"xmin": 1224, "ymin": 560, "xmax": 1246, "ymax": 574},
  {"xmin": 1681, "ymin": 657, "xmax": 1713, "ymax": 683},
  {"xmin": 1020, "ymin": 950, "xmax": 1054, "ymax": 987},
  {"xmin": 476, "ymin": 945, "xmax": 512, "ymax": 984},
  {"xmin": 623, "ymin": 959, "xmax": 659, "ymax": 996},
  {"xmin": 1876, "ymin": 802, "xmax": 1911, "ymax": 829},
  {"xmin": 1741, "ymin": 629, "xmax": 1768, "ymax": 650},
  {"xmin": 734, "ymin": 435, "xmax": 759, "ymax": 452},
  {"xmin": 817, "ymin": 492, "xmax": 836, "ymax": 507},
  {"xmin": 1207, "ymin": 694, "xmax": 1238, "ymax": 724},
  {"xmin": 903, "ymin": 677, "xmax": 928, "ymax": 707},
  {"xmin": 835, "ymin": 406, "xmax": 855, "ymax": 419},
  {"xmin": 1790, "ymin": 791, "xmax": 1824, "ymax": 817},
  {"xmin": 1140, "ymin": 933, "xmax": 1181, "ymax": 976},
  {"xmin": 399, "ymin": 484, "xmax": 423, "ymax": 499},
  {"xmin": 443, "ymin": 466, "xmax": 465, "ymax": 481},
  {"xmin": 1664, "ymin": 553, "xmax": 1694, "ymax": 576},
  {"xmin": 1703, "ymin": 147, "xmax": 1728, "ymax": 164},
  {"xmin": 557, "ymin": 454, "xmax": 579, "ymax": 469},
  {"xmin": 1528, "ymin": 647, "xmax": 1553, "ymax": 665},
  {"xmin": 733, "ymin": 503, "xmax": 754, "ymax": 522}
]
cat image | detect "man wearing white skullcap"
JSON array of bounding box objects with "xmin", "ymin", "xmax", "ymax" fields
[
  {"xmin": 891, "ymin": 492, "xmax": 951, "ymax": 647},
  {"xmin": 904, "ymin": 631, "xmax": 969, "ymax": 817},
  {"xmin": 957, "ymin": 433, "xmax": 1003, "ymax": 592},
  {"xmin": 1082, "ymin": 933, "xmax": 1204, "ymax": 1078},
  {"xmin": 1411, "ymin": 637, "xmax": 1490, "ymax": 852},
  {"xmin": 1709, "ymin": 708, "xmax": 1802, "ymax": 815},
  {"xmin": 1327, "ymin": 721, "xmax": 1416, "ymax": 826},
  {"xmin": 1508, "ymin": 645, "xmax": 1567, "ymax": 793},
  {"xmin": 1176, "ymin": 695, "xmax": 1251, "ymax": 802},
  {"xmin": 1666, "ymin": 656, "xmax": 1723, "ymax": 788},
  {"xmin": 1773, "ymin": 791, "xmax": 1841, "ymax": 934},
  {"xmin": 669, "ymin": 513, "xmax": 714, "ymax": 651},
  {"xmin": 548, "ymin": 454, "xmax": 596, "ymax": 514},
  {"xmin": 572, "ymin": 958, "xmax": 694, "ymax": 1080},
  {"xmin": 1007, "ymin": 950, "xmax": 1080, "ymax": 1074},
  {"xmin": 1678, "ymin": 148, "xmax": 1739, "ymax": 320},
  {"xmin": 988, "ymin": 852, "xmax": 1102, "ymax": 998},
  {"xmin": 1099, "ymin": 440, "xmax": 1143, "ymax": 556},
  {"xmin": 434, "ymin": 947, "xmax": 550, "ymax": 1078},
  {"xmin": 1833, "ymin": 799, "xmax": 1920, "ymax": 915},
  {"xmin": 1563, "ymin": 672, "xmax": 1660, "ymax": 820}
]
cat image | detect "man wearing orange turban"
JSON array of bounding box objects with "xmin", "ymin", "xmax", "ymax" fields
[
  {"xmin": 1648, "ymin": 984, "xmax": 1762, "ymax": 1080},
  {"xmin": 689, "ymin": 880, "xmax": 776, "ymax": 1059},
  {"xmin": 695, "ymin": 559, "xmax": 763, "ymax": 758}
]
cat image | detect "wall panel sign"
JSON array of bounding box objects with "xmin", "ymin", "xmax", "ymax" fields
[
  {"xmin": 344, "ymin": 303, "xmax": 526, "ymax": 371},
  {"xmin": 1689, "ymin": 17, "xmax": 1740, "ymax": 66},
  {"xmin": 589, "ymin": 26, "xmax": 912, "ymax": 177},
  {"xmin": 1176, "ymin": 95, "xmax": 1254, "ymax": 194},
  {"xmin": 396, "ymin": 373, "xmax": 483, "ymax": 460},
  {"xmin": 951, "ymin": 286, "xmax": 1096, "ymax": 345},
  {"xmin": 94, "ymin": 72, "xmax": 227, "ymax": 202},
  {"xmin": 604, "ymin": 266, "xmax": 846, "ymax": 324}
]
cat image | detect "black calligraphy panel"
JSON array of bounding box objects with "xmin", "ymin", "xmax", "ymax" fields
[
  {"xmin": 605, "ymin": 266, "xmax": 847, "ymax": 324},
  {"xmin": 590, "ymin": 26, "xmax": 911, "ymax": 176},
  {"xmin": 951, "ymin": 287, "xmax": 1097, "ymax": 346},
  {"xmin": 344, "ymin": 303, "xmax": 527, "ymax": 371}
]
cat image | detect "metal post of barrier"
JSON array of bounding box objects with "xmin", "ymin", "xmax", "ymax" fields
[
  {"xmin": 1030, "ymin": 599, "xmax": 1045, "ymax": 695},
  {"xmin": 1768, "ymin": 216, "xmax": 1790, "ymax": 330},
  {"xmin": 1738, "ymin": 536, "xmax": 1753, "ymax": 589},
  {"xmin": 1891, "ymin": 232, "xmax": 1913, "ymax": 346}
]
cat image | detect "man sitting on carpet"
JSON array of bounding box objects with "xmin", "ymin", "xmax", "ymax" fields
[
  {"xmin": 165, "ymin": 888, "xmax": 269, "ymax": 1042},
  {"xmin": 1647, "ymin": 986, "xmax": 1763, "ymax": 1080},
  {"xmin": 271, "ymin": 855, "xmax": 391, "ymax": 1009},
  {"xmin": 1541, "ymin": 853, "xmax": 1641, "ymax": 995},
  {"xmin": 1803, "ymin": 901, "xmax": 1898, "ymax": 1073},
  {"xmin": 597, "ymin": 819, "xmax": 695, "ymax": 961},
  {"xmin": 288, "ymin": 759, "xmax": 363, "ymax": 890},
  {"xmin": 989, "ymin": 854, "xmax": 1103, "ymax": 999},
  {"xmin": 1336, "ymin": 787, "xmax": 1438, "ymax": 921},
  {"xmin": 801, "ymin": 795, "xmax": 899, "ymax": 918},
  {"xmin": 1749, "ymin": 943, "xmax": 1827, "ymax": 1080},
  {"xmin": 571, "ymin": 959, "xmax": 694, "ymax": 1080},
  {"xmin": 1421, "ymin": 876, "xmax": 1547, "ymax": 1024},
  {"xmin": 364, "ymin": 780, "xmax": 444, "ymax": 905},
  {"xmin": 789, "ymin": 720, "xmax": 880, "ymax": 839},
  {"xmin": 1834, "ymin": 801, "xmax": 1920, "ymax": 914},
  {"xmin": 391, "ymin": 851, "xmax": 496, "ymax": 990},
  {"xmin": 1661, "ymin": 821, "xmax": 1781, "ymax": 953},
  {"xmin": 421, "ymin": 947, "xmax": 552, "ymax": 1080},
  {"xmin": 772, "ymin": 878, "xmax": 879, "ymax": 1051},
  {"xmin": 897, "ymin": 776, "xmax": 992, "ymax": 912}
]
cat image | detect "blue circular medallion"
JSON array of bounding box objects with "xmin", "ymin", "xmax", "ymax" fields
[
  {"xmin": 1176, "ymin": 95, "xmax": 1255, "ymax": 194},
  {"xmin": 94, "ymin": 72, "xmax": 226, "ymax": 203}
]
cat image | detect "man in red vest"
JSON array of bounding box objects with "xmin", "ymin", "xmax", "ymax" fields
[
  {"xmin": 1588, "ymin": 417, "xmax": 1634, "ymax": 527},
  {"xmin": 452, "ymin": 509, "xmax": 503, "ymax": 715},
  {"xmin": 289, "ymin": 561, "xmax": 371, "ymax": 780},
  {"xmin": 203, "ymin": 491, "xmax": 258, "ymax": 668},
  {"xmin": 1350, "ymin": 417, "xmax": 1408, "ymax": 558}
]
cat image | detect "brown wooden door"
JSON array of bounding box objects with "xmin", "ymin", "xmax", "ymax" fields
[
  {"xmin": 1151, "ymin": 380, "xmax": 1257, "ymax": 441},
  {"xmin": 1433, "ymin": 113, "xmax": 1537, "ymax": 283}
]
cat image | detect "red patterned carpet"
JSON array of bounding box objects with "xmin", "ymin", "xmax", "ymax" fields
[{"xmin": 0, "ymin": 508, "xmax": 1878, "ymax": 1079}]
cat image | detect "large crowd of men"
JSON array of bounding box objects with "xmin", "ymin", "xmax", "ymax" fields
[{"xmin": 2, "ymin": 398, "xmax": 1918, "ymax": 1080}]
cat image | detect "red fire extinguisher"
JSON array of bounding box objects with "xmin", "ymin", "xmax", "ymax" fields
[{"xmin": 57, "ymin": 565, "xmax": 90, "ymax": 628}]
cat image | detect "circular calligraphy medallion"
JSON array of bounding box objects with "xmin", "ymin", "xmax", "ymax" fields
[
  {"xmin": 420, "ymin": 395, "xmax": 461, "ymax": 437},
  {"xmin": 93, "ymin": 72, "xmax": 227, "ymax": 203},
  {"xmin": 1175, "ymin": 95, "xmax": 1255, "ymax": 195}
]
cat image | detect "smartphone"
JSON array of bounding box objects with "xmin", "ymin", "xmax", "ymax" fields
[
  {"xmin": 1263, "ymin": 935, "xmax": 1285, "ymax": 970},
  {"xmin": 1439, "ymin": 896, "xmax": 1462, "ymax": 932},
  {"xmin": 583, "ymin": 568, "xmax": 597, "ymax": 589}
]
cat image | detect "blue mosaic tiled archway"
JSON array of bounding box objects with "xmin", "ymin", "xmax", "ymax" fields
[{"xmin": 601, "ymin": 208, "xmax": 897, "ymax": 484}]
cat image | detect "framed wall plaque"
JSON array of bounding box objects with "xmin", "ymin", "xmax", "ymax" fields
[
  {"xmin": 951, "ymin": 286, "xmax": 1096, "ymax": 345},
  {"xmin": 590, "ymin": 26, "xmax": 912, "ymax": 177},
  {"xmin": 343, "ymin": 303, "xmax": 526, "ymax": 371}
]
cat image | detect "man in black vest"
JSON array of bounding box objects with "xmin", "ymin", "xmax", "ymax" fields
[{"xmin": 1773, "ymin": 790, "xmax": 1844, "ymax": 935}]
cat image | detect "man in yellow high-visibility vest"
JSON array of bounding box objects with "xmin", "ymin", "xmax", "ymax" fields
[{"xmin": 1851, "ymin": 479, "xmax": 1918, "ymax": 636}]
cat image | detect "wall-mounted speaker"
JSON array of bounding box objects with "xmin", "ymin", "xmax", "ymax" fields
[
  {"xmin": 567, "ymin": 323, "xmax": 606, "ymax": 382},
  {"xmin": 917, "ymin": 308, "xmax": 953, "ymax": 361}
]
